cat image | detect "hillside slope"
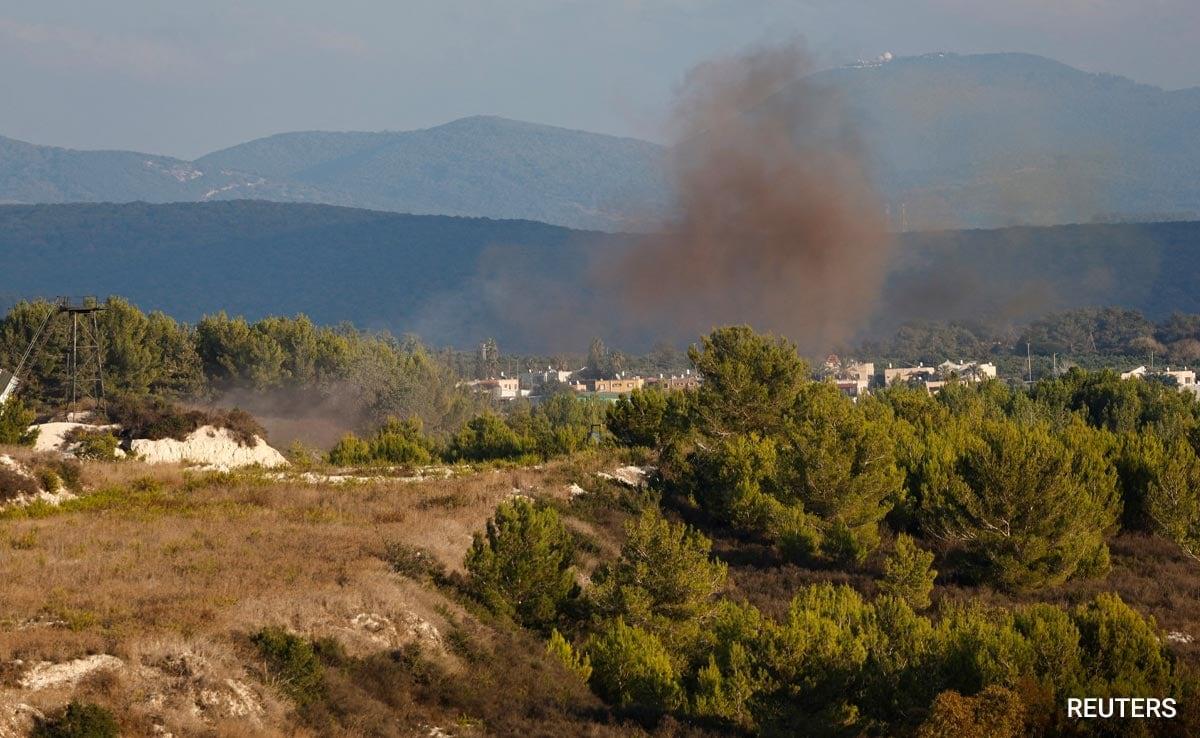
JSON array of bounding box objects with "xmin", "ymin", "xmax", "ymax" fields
[
  {"xmin": 196, "ymin": 116, "xmax": 669, "ymax": 231},
  {"xmin": 810, "ymin": 52, "xmax": 1200, "ymax": 228},
  {"xmin": 3, "ymin": 54, "xmax": 1199, "ymax": 229},
  {"xmin": 2, "ymin": 202, "xmax": 1200, "ymax": 350}
]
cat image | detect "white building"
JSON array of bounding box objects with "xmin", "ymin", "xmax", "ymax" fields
[
  {"xmin": 1121, "ymin": 365, "xmax": 1197, "ymax": 391},
  {"xmin": 518, "ymin": 368, "xmax": 579, "ymax": 390}
]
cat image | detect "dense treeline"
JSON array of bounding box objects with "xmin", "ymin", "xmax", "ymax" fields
[
  {"xmin": 0, "ymin": 297, "xmax": 480, "ymax": 433},
  {"xmin": 458, "ymin": 326, "xmax": 1200, "ymax": 736},
  {"xmin": 858, "ymin": 306, "xmax": 1200, "ymax": 375}
]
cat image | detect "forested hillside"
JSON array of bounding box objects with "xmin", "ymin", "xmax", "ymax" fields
[{"xmin": 3, "ymin": 202, "xmax": 1200, "ymax": 351}]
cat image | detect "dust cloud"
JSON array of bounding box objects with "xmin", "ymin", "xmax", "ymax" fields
[{"xmin": 603, "ymin": 41, "xmax": 894, "ymax": 353}]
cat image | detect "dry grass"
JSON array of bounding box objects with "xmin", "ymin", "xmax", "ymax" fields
[{"xmin": 0, "ymin": 455, "xmax": 636, "ymax": 736}]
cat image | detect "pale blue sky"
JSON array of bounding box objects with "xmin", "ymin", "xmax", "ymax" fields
[{"xmin": 1, "ymin": 0, "xmax": 1197, "ymax": 159}]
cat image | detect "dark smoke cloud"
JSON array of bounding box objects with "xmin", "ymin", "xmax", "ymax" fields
[
  {"xmin": 457, "ymin": 40, "xmax": 894, "ymax": 355},
  {"xmin": 603, "ymin": 41, "xmax": 894, "ymax": 353}
]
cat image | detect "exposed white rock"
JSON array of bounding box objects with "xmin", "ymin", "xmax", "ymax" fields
[
  {"xmin": 596, "ymin": 465, "xmax": 654, "ymax": 487},
  {"xmin": 18, "ymin": 654, "xmax": 124, "ymax": 690},
  {"xmin": 29, "ymin": 421, "xmax": 122, "ymax": 455},
  {"xmin": 130, "ymin": 426, "xmax": 287, "ymax": 469},
  {"xmin": 567, "ymin": 483, "xmax": 588, "ymax": 498}
]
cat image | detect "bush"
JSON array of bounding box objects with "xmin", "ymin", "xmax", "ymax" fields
[
  {"xmin": 0, "ymin": 398, "xmax": 37, "ymax": 446},
  {"xmin": 251, "ymin": 626, "xmax": 325, "ymax": 705},
  {"xmin": 0, "ymin": 466, "xmax": 39, "ymax": 501},
  {"xmin": 918, "ymin": 418, "xmax": 1118, "ymax": 591},
  {"xmin": 328, "ymin": 432, "xmax": 372, "ymax": 466},
  {"xmin": 590, "ymin": 507, "xmax": 727, "ymax": 639},
  {"xmin": 450, "ymin": 412, "xmax": 529, "ymax": 462},
  {"xmin": 106, "ymin": 394, "xmax": 265, "ymax": 446},
  {"xmin": 382, "ymin": 541, "xmax": 445, "ymax": 582},
  {"xmin": 70, "ymin": 429, "xmax": 121, "ymax": 461},
  {"xmin": 31, "ymin": 700, "xmax": 119, "ymax": 738},
  {"xmin": 606, "ymin": 387, "xmax": 670, "ymax": 448},
  {"xmin": 879, "ymin": 534, "xmax": 937, "ymax": 610},
  {"xmin": 546, "ymin": 628, "xmax": 592, "ymax": 681},
  {"xmin": 916, "ymin": 686, "xmax": 1025, "ymax": 738},
  {"xmin": 464, "ymin": 498, "xmax": 577, "ymax": 631},
  {"xmin": 586, "ymin": 618, "xmax": 682, "ymax": 711},
  {"xmin": 1142, "ymin": 438, "xmax": 1200, "ymax": 560},
  {"xmin": 328, "ymin": 417, "xmax": 435, "ymax": 466}
]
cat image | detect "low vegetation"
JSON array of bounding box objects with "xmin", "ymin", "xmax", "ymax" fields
[{"xmin": 8, "ymin": 322, "xmax": 1200, "ymax": 735}]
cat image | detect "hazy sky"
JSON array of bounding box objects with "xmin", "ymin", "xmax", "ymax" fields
[{"xmin": 1, "ymin": 0, "xmax": 1198, "ymax": 159}]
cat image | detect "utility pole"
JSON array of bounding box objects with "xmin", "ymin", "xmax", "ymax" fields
[{"xmin": 1027, "ymin": 342, "xmax": 1033, "ymax": 384}]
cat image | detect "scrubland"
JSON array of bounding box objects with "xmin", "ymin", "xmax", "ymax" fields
[{"xmin": 0, "ymin": 451, "xmax": 669, "ymax": 736}]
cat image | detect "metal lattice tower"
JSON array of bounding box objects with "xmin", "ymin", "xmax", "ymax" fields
[
  {"xmin": 61, "ymin": 299, "xmax": 107, "ymax": 418},
  {"xmin": 7, "ymin": 296, "xmax": 107, "ymax": 418}
]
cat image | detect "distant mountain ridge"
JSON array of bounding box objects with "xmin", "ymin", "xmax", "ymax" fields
[
  {"xmin": 0, "ymin": 117, "xmax": 668, "ymax": 231},
  {"xmin": 807, "ymin": 52, "xmax": 1200, "ymax": 228},
  {"xmin": 2, "ymin": 52, "xmax": 1200, "ymax": 229}
]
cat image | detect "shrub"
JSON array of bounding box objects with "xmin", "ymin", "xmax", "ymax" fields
[
  {"xmin": 106, "ymin": 394, "xmax": 265, "ymax": 446},
  {"xmin": 1072, "ymin": 593, "xmax": 1171, "ymax": 696},
  {"xmin": 450, "ymin": 412, "xmax": 528, "ymax": 462},
  {"xmin": 916, "ymin": 686, "xmax": 1025, "ymax": 738},
  {"xmin": 879, "ymin": 534, "xmax": 937, "ymax": 610},
  {"xmin": 0, "ymin": 398, "xmax": 37, "ymax": 446},
  {"xmin": 606, "ymin": 387, "xmax": 670, "ymax": 448},
  {"xmin": 370, "ymin": 417, "xmax": 434, "ymax": 465},
  {"xmin": 328, "ymin": 432, "xmax": 372, "ymax": 466},
  {"xmin": 587, "ymin": 618, "xmax": 682, "ymax": 711},
  {"xmin": 547, "ymin": 628, "xmax": 592, "ymax": 681},
  {"xmin": 590, "ymin": 507, "xmax": 727, "ymax": 639},
  {"xmin": 71, "ymin": 430, "xmax": 121, "ymax": 461},
  {"xmin": 1143, "ymin": 439, "xmax": 1200, "ymax": 560},
  {"xmin": 31, "ymin": 700, "xmax": 119, "ymax": 738},
  {"xmin": 918, "ymin": 418, "xmax": 1118, "ymax": 591},
  {"xmin": 464, "ymin": 498, "xmax": 577, "ymax": 630},
  {"xmin": 382, "ymin": 541, "xmax": 445, "ymax": 582},
  {"xmin": 0, "ymin": 466, "xmax": 39, "ymax": 501},
  {"xmin": 214, "ymin": 407, "xmax": 265, "ymax": 446},
  {"xmin": 251, "ymin": 626, "xmax": 325, "ymax": 705},
  {"xmin": 328, "ymin": 417, "xmax": 434, "ymax": 466}
]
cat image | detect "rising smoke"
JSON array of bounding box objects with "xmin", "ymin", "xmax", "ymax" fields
[{"xmin": 605, "ymin": 41, "xmax": 894, "ymax": 353}]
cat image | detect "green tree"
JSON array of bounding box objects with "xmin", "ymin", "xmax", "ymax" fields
[
  {"xmin": 916, "ymin": 686, "xmax": 1026, "ymax": 738},
  {"xmin": 918, "ymin": 418, "xmax": 1117, "ymax": 590},
  {"xmin": 688, "ymin": 326, "xmax": 809, "ymax": 436},
  {"xmin": 1073, "ymin": 593, "xmax": 1171, "ymax": 696},
  {"xmin": 1143, "ymin": 439, "xmax": 1200, "ymax": 560},
  {"xmin": 879, "ymin": 534, "xmax": 937, "ymax": 610},
  {"xmin": 606, "ymin": 386, "xmax": 670, "ymax": 448},
  {"xmin": 546, "ymin": 628, "xmax": 592, "ymax": 681},
  {"xmin": 587, "ymin": 618, "xmax": 682, "ymax": 711},
  {"xmin": 464, "ymin": 499, "xmax": 576, "ymax": 630},
  {"xmin": 590, "ymin": 508, "xmax": 727, "ymax": 639},
  {"xmin": 195, "ymin": 312, "xmax": 287, "ymax": 389},
  {"xmin": 449, "ymin": 412, "xmax": 528, "ymax": 462},
  {"xmin": 780, "ymin": 383, "xmax": 903, "ymax": 563},
  {"xmin": 0, "ymin": 398, "xmax": 38, "ymax": 445}
]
